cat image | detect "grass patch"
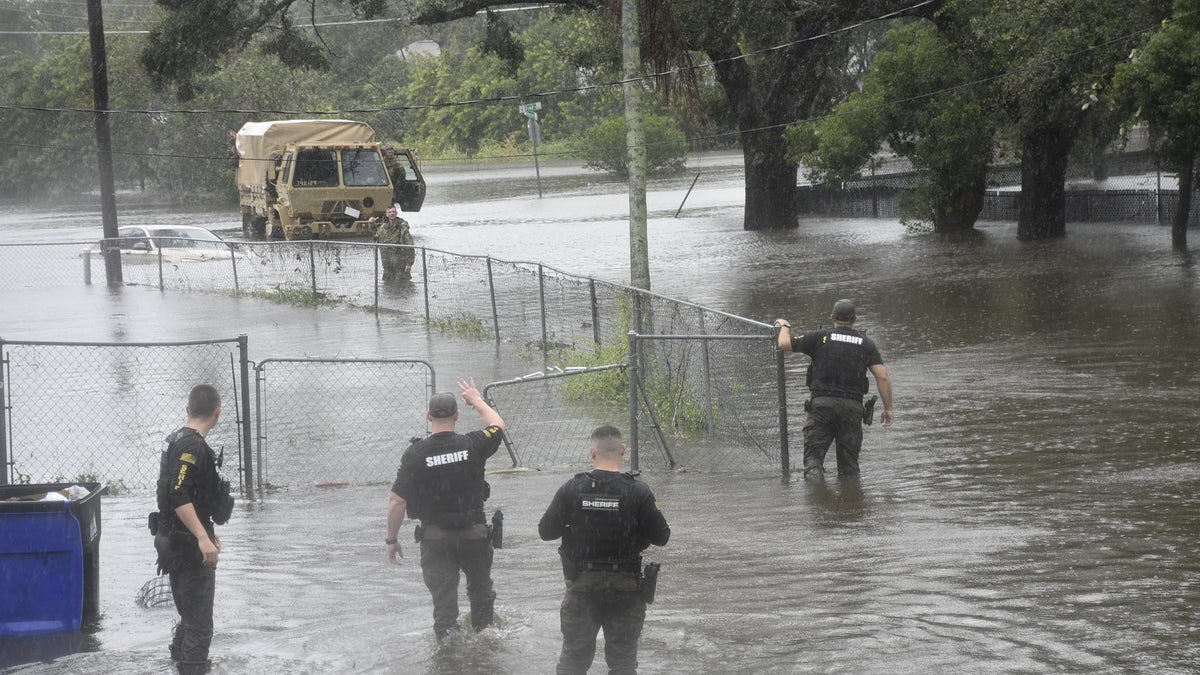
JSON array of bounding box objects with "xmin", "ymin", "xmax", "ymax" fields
[{"xmin": 427, "ymin": 312, "xmax": 490, "ymax": 340}]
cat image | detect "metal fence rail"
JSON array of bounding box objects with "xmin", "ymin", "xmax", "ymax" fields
[
  {"xmin": 0, "ymin": 337, "xmax": 252, "ymax": 492},
  {"xmin": 253, "ymin": 358, "xmax": 436, "ymax": 489}
]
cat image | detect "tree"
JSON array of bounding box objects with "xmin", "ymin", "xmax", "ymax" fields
[
  {"xmin": 1112, "ymin": 0, "xmax": 1200, "ymax": 248},
  {"xmin": 137, "ymin": 0, "xmax": 928, "ymax": 231},
  {"xmin": 581, "ymin": 114, "xmax": 686, "ymax": 177},
  {"xmin": 945, "ymin": 0, "xmax": 1166, "ymax": 240},
  {"xmin": 139, "ymin": 0, "xmax": 389, "ymax": 101},
  {"xmin": 790, "ymin": 20, "xmax": 998, "ymax": 233}
]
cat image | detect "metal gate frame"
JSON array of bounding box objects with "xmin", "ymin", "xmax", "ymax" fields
[{"xmin": 253, "ymin": 357, "xmax": 436, "ymax": 491}]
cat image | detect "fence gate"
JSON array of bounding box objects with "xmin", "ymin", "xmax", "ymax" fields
[
  {"xmin": 0, "ymin": 337, "xmax": 253, "ymax": 492},
  {"xmin": 482, "ymin": 365, "xmax": 672, "ymax": 471},
  {"xmin": 253, "ymin": 358, "xmax": 435, "ymax": 489}
]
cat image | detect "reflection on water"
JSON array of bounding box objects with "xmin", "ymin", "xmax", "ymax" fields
[{"xmin": 2, "ymin": 155, "xmax": 1199, "ymax": 673}]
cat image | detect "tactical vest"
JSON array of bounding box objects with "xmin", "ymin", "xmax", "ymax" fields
[
  {"xmin": 562, "ymin": 471, "xmax": 644, "ymax": 565},
  {"xmin": 408, "ymin": 436, "xmax": 488, "ymax": 528}
]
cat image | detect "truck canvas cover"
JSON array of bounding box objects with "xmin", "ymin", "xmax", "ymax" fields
[{"xmin": 235, "ymin": 119, "xmax": 378, "ymax": 188}]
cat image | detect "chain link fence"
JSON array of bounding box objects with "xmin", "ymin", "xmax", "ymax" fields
[
  {"xmin": 798, "ymin": 154, "xmax": 1200, "ymax": 224},
  {"xmin": 4, "ymin": 239, "xmax": 789, "ymax": 482},
  {"xmin": 628, "ymin": 299, "xmax": 785, "ymax": 474},
  {"xmin": 253, "ymin": 358, "xmax": 437, "ymax": 489},
  {"xmin": 0, "ymin": 338, "xmax": 251, "ymax": 492},
  {"xmin": 483, "ymin": 365, "xmax": 673, "ymax": 471}
]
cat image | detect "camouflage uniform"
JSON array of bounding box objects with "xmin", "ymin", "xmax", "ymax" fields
[{"xmin": 375, "ymin": 217, "xmax": 415, "ymax": 282}]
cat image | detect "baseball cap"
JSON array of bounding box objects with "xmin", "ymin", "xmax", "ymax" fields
[
  {"xmin": 832, "ymin": 299, "xmax": 856, "ymax": 322},
  {"xmin": 428, "ymin": 392, "xmax": 458, "ymax": 418}
]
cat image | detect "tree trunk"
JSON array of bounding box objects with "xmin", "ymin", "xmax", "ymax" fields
[
  {"xmin": 932, "ymin": 173, "xmax": 986, "ymax": 232},
  {"xmin": 711, "ymin": 51, "xmax": 803, "ymax": 231},
  {"xmin": 1017, "ymin": 124, "xmax": 1074, "ymax": 239},
  {"xmin": 1172, "ymin": 154, "xmax": 1193, "ymax": 249},
  {"xmin": 743, "ymin": 130, "xmax": 799, "ymax": 230}
]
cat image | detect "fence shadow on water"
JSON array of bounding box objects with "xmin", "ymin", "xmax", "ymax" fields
[{"xmin": 1, "ymin": 239, "xmax": 791, "ymax": 490}]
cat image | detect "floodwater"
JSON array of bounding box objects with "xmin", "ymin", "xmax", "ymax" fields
[{"xmin": 2, "ymin": 153, "xmax": 1199, "ymax": 673}]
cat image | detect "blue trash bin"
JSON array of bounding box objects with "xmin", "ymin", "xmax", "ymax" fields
[{"xmin": 0, "ymin": 482, "xmax": 107, "ymax": 637}]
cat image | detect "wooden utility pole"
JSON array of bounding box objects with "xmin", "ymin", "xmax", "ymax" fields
[
  {"xmin": 87, "ymin": 0, "xmax": 121, "ymax": 285},
  {"xmin": 622, "ymin": 0, "xmax": 650, "ymax": 291}
]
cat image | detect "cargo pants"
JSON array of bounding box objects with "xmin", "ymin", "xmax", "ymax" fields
[
  {"xmin": 802, "ymin": 395, "xmax": 866, "ymax": 477},
  {"xmin": 419, "ymin": 522, "xmax": 495, "ymax": 638},
  {"xmin": 557, "ymin": 570, "xmax": 646, "ymax": 675}
]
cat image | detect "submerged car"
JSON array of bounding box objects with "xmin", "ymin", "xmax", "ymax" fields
[{"xmin": 96, "ymin": 225, "xmax": 251, "ymax": 263}]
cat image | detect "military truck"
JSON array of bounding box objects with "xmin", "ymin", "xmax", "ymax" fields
[{"xmin": 235, "ymin": 119, "xmax": 425, "ymax": 240}]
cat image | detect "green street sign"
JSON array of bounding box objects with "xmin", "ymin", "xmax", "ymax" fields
[{"xmin": 520, "ymin": 102, "xmax": 543, "ymax": 118}]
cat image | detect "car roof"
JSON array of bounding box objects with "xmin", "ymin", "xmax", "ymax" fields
[{"xmin": 118, "ymin": 225, "xmax": 222, "ymax": 240}]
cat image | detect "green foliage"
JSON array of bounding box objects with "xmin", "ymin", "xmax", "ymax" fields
[
  {"xmin": 790, "ymin": 20, "xmax": 996, "ymax": 231},
  {"xmin": 1112, "ymin": 0, "xmax": 1200, "ymax": 169},
  {"xmin": 258, "ymin": 285, "xmax": 336, "ymax": 308},
  {"xmin": 580, "ymin": 115, "xmax": 688, "ymax": 178},
  {"xmin": 138, "ymin": 0, "xmax": 388, "ymax": 101},
  {"xmin": 398, "ymin": 49, "xmax": 521, "ymax": 155},
  {"xmin": 427, "ymin": 312, "xmax": 490, "ymax": 340}
]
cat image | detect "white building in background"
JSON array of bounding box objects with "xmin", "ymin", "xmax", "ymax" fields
[{"xmin": 398, "ymin": 40, "xmax": 441, "ymax": 60}]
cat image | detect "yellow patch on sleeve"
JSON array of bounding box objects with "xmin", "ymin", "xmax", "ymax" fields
[{"xmin": 179, "ymin": 452, "xmax": 197, "ymax": 465}]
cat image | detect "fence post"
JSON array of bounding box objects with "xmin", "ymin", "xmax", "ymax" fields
[
  {"xmin": 627, "ymin": 330, "xmax": 639, "ymax": 473},
  {"xmin": 308, "ymin": 241, "xmax": 317, "ymax": 298},
  {"xmin": 776, "ymin": 344, "xmax": 790, "ymax": 481},
  {"xmin": 238, "ymin": 335, "xmax": 254, "ymax": 500},
  {"xmin": 83, "ymin": 250, "xmax": 91, "ymax": 286},
  {"xmin": 589, "ymin": 279, "xmax": 601, "ymax": 346},
  {"xmin": 254, "ymin": 362, "xmax": 264, "ymax": 493},
  {"xmin": 421, "ymin": 248, "xmax": 430, "ymax": 321},
  {"xmin": 156, "ymin": 243, "xmax": 164, "ymax": 290},
  {"xmin": 538, "ymin": 264, "xmax": 549, "ymax": 363},
  {"xmin": 697, "ymin": 310, "xmax": 715, "ymax": 439},
  {"xmin": 230, "ymin": 248, "xmax": 240, "ymax": 296},
  {"xmin": 1156, "ymin": 166, "xmax": 1162, "ymax": 225},
  {"xmin": 373, "ymin": 245, "xmax": 380, "ymax": 317},
  {"xmin": 0, "ymin": 340, "xmax": 7, "ymax": 484},
  {"xmin": 487, "ymin": 257, "xmax": 500, "ymax": 344}
]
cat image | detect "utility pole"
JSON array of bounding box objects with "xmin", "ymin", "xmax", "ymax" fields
[
  {"xmin": 622, "ymin": 0, "xmax": 650, "ymax": 292},
  {"xmin": 87, "ymin": 0, "xmax": 121, "ymax": 286}
]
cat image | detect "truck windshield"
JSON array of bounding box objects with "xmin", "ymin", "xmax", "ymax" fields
[
  {"xmin": 341, "ymin": 149, "xmax": 389, "ymax": 187},
  {"xmin": 293, "ymin": 149, "xmax": 339, "ymax": 188}
]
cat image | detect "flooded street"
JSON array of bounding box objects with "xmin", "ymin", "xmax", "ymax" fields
[{"xmin": 1, "ymin": 153, "xmax": 1199, "ymax": 673}]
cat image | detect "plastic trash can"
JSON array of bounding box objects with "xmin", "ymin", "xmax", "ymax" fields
[{"xmin": 0, "ymin": 482, "xmax": 107, "ymax": 636}]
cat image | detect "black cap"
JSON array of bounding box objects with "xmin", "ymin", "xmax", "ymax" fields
[
  {"xmin": 832, "ymin": 299, "xmax": 856, "ymax": 322},
  {"xmin": 428, "ymin": 392, "xmax": 458, "ymax": 419}
]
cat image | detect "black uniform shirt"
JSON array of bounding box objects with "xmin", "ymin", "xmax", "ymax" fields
[
  {"xmin": 538, "ymin": 469, "xmax": 670, "ymax": 565},
  {"xmin": 156, "ymin": 426, "xmax": 218, "ymax": 528},
  {"xmin": 792, "ymin": 327, "xmax": 883, "ymax": 401},
  {"xmin": 391, "ymin": 425, "xmax": 503, "ymax": 525}
]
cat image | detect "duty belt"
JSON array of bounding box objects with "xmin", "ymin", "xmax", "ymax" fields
[{"xmin": 581, "ymin": 561, "xmax": 640, "ymax": 574}]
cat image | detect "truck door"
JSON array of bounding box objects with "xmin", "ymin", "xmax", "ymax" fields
[{"xmin": 384, "ymin": 148, "xmax": 426, "ymax": 212}]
